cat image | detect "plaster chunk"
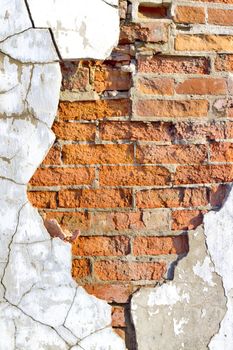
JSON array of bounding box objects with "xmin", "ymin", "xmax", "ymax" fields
[
  {"xmin": 26, "ymin": 0, "xmax": 120, "ymax": 59},
  {"xmin": 204, "ymin": 186, "xmax": 233, "ymax": 350},
  {"xmin": 0, "ymin": 0, "xmax": 31, "ymax": 42},
  {"xmin": 131, "ymin": 227, "xmax": 226, "ymax": 350},
  {"xmin": 0, "ymin": 29, "xmax": 59, "ymax": 63},
  {"xmin": 0, "ymin": 2, "xmax": 125, "ymax": 349}
]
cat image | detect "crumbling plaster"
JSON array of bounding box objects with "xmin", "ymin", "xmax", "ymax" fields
[{"xmin": 0, "ymin": 0, "xmax": 125, "ymax": 349}]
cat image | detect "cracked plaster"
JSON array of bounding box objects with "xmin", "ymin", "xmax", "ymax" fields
[{"xmin": 0, "ymin": 0, "xmax": 125, "ymax": 349}]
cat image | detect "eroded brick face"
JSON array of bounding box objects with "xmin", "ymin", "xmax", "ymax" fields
[{"xmin": 28, "ymin": 0, "xmax": 233, "ymax": 345}]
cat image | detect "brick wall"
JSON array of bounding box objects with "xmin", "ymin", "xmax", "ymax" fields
[{"xmin": 28, "ymin": 0, "xmax": 233, "ymax": 347}]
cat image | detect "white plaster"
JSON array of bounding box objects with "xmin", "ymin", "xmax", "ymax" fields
[
  {"xmin": 0, "ymin": 1, "xmax": 124, "ymax": 349},
  {"xmin": 0, "ymin": 29, "xmax": 59, "ymax": 63},
  {"xmin": 0, "ymin": 0, "xmax": 32, "ymax": 42},
  {"xmin": 193, "ymin": 257, "xmax": 215, "ymax": 287},
  {"xmin": 204, "ymin": 187, "xmax": 233, "ymax": 350},
  {"xmin": 27, "ymin": 0, "xmax": 120, "ymax": 60},
  {"xmin": 132, "ymin": 228, "xmax": 226, "ymax": 350},
  {"xmin": 173, "ymin": 318, "xmax": 188, "ymax": 336}
]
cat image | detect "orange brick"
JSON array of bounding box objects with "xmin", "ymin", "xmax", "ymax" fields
[
  {"xmin": 58, "ymin": 189, "xmax": 132, "ymax": 208},
  {"xmin": 45, "ymin": 211, "xmax": 90, "ymax": 233},
  {"xmin": 84, "ymin": 284, "xmax": 133, "ymax": 303},
  {"xmin": 133, "ymin": 236, "xmax": 189, "ymax": 255},
  {"xmin": 72, "ymin": 236, "xmax": 130, "ymax": 256},
  {"xmin": 172, "ymin": 210, "xmax": 204, "ymax": 230},
  {"xmin": 176, "ymin": 78, "xmax": 227, "ymax": 95},
  {"xmin": 208, "ymin": 8, "xmax": 233, "ymax": 26},
  {"xmin": 59, "ymin": 99, "xmax": 131, "ymax": 121},
  {"xmin": 175, "ymin": 6, "xmax": 205, "ymax": 24},
  {"xmin": 210, "ymin": 142, "xmax": 233, "ymax": 162},
  {"xmin": 112, "ymin": 307, "xmax": 126, "ymax": 327},
  {"xmin": 30, "ymin": 168, "xmax": 95, "ymax": 186},
  {"xmin": 62, "ymin": 144, "xmax": 134, "ymax": 165},
  {"xmin": 28, "ymin": 191, "xmax": 57, "ymax": 209},
  {"xmin": 136, "ymin": 188, "xmax": 208, "ymax": 209},
  {"xmin": 215, "ymin": 54, "xmax": 233, "ymax": 72},
  {"xmin": 138, "ymin": 55, "xmax": 209, "ymax": 74},
  {"xmin": 136, "ymin": 144, "xmax": 207, "ymax": 164},
  {"xmin": 52, "ymin": 122, "xmax": 95, "ymax": 141},
  {"xmin": 99, "ymin": 166, "xmax": 171, "ymax": 186},
  {"xmin": 175, "ymin": 165, "xmax": 233, "ymax": 184},
  {"xmin": 94, "ymin": 67, "xmax": 131, "ymax": 92},
  {"xmin": 42, "ymin": 145, "xmax": 61, "ymax": 166},
  {"xmin": 135, "ymin": 100, "xmax": 208, "ymax": 118},
  {"xmin": 175, "ymin": 35, "xmax": 233, "ymax": 52},
  {"xmin": 100, "ymin": 121, "xmax": 173, "ymax": 141},
  {"xmin": 137, "ymin": 77, "xmax": 174, "ymax": 95},
  {"xmin": 72, "ymin": 259, "xmax": 91, "ymax": 280},
  {"xmin": 94, "ymin": 260, "xmax": 166, "ymax": 281}
]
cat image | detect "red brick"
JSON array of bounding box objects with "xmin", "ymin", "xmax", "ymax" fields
[
  {"xmin": 42, "ymin": 145, "xmax": 61, "ymax": 166},
  {"xmin": 52, "ymin": 122, "xmax": 95, "ymax": 141},
  {"xmin": 133, "ymin": 236, "xmax": 188, "ymax": 255},
  {"xmin": 62, "ymin": 144, "xmax": 134, "ymax": 165},
  {"xmin": 30, "ymin": 168, "xmax": 95, "ymax": 186},
  {"xmin": 138, "ymin": 4, "xmax": 167, "ymax": 19},
  {"xmin": 72, "ymin": 236, "xmax": 130, "ymax": 256},
  {"xmin": 61, "ymin": 62, "xmax": 90, "ymax": 91},
  {"xmin": 209, "ymin": 184, "xmax": 230, "ymax": 207},
  {"xmin": 135, "ymin": 100, "xmax": 209, "ymax": 118},
  {"xmin": 59, "ymin": 99, "xmax": 131, "ymax": 121},
  {"xmin": 94, "ymin": 260, "xmax": 166, "ymax": 281},
  {"xmin": 99, "ymin": 166, "xmax": 171, "ymax": 186},
  {"xmin": 100, "ymin": 121, "xmax": 173, "ymax": 141},
  {"xmin": 84, "ymin": 284, "xmax": 133, "ymax": 303},
  {"xmin": 28, "ymin": 191, "xmax": 57, "ymax": 209},
  {"xmin": 136, "ymin": 188, "xmax": 208, "ymax": 209},
  {"xmin": 137, "ymin": 77, "xmax": 174, "ymax": 95},
  {"xmin": 112, "ymin": 307, "xmax": 126, "ymax": 327},
  {"xmin": 208, "ymin": 8, "xmax": 233, "ymax": 26},
  {"xmin": 173, "ymin": 121, "xmax": 225, "ymax": 142},
  {"xmin": 138, "ymin": 55, "xmax": 210, "ymax": 74},
  {"xmin": 136, "ymin": 144, "xmax": 207, "ymax": 164},
  {"xmin": 94, "ymin": 67, "xmax": 131, "ymax": 92},
  {"xmin": 45, "ymin": 212, "xmax": 90, "ymax": 233},
  {"xmin": 58, "ymin": 189, "xmax": 132, "ymax": 208},
  {"xmin": 72, "ymin": 259, "xmax": 91, "ymax": 280},
  {"xmin": 176, "ymin": 78, "xmax": 227, "ymax": 95},
  {"xmin": 90, "ymin": 211, "xmax": 145, "ymax": 233},
  {"xmin": 120, "ymin": 23, "xmax": 169, "ymax": 44},
  {"xmin": 172, "ymin": 210, "xmax": 204, "ymax": 230},
  {"xmin": 175, "ymin": 6, "xmax": 205, "ymax": 24},
  {"xmin": 175, "ymin": 165, "xmax": 233, "ymax": 184},
  {"xmin": 210, "ymin": 142, "xmax": 233, "ymax": 162}
]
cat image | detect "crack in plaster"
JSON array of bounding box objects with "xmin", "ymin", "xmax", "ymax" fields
[{"xmin": 0, "ymin": 1, "xmax": 125, "ymax": 349}]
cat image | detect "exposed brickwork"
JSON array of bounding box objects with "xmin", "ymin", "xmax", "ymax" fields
[{"xmin": 28, "ymin": 0, "xmax": 233, "ymax": 347}]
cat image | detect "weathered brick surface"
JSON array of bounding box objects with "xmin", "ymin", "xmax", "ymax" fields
[
  {"xmin": 174, "ymin": 6, "xmax": 205, "ymax": 24},
  {"xmin": 138, "ymin": 55, "xmax": 210, "ymax": 74},
  {"xmin": 94, "ymin": 260, "xmax": 166, "ymax": 281},
  {"xmin": 135, "ymin": 100, "xmax": 209, "ymax": 118},
  {"xmin": 28, "ymin": 1, "xmax": 233, "ymax": 343}
]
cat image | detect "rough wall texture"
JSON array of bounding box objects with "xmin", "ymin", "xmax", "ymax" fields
[
  {"xmin": 28, "ymin": 0, "xmax": 233, "ymax": 348},
  {"xmin": 0, "ymin": 1, "xmax": 126, "ymax": 349}
]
